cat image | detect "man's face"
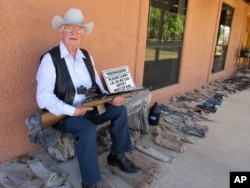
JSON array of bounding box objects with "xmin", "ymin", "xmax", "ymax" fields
[{"xmin": 59, "ymin": 24, "xmax": 85, "ymax": 48}]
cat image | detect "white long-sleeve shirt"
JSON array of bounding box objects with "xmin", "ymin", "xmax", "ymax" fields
[{"xmin": 36, "ymin": 41, "xmax": 107, "ymax": 116}]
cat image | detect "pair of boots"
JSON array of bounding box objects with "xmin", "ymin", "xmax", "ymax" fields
[
  {"xmin": 82, "ymin": 152, "xmax": 140, "ymax": 187},
  {"xmin": 82, "ymin": 183, "xmax": 97, "ymax": 188},
  {"xmin": 152, "ymin": 127, "xmax": 187, "ymax": 152}
]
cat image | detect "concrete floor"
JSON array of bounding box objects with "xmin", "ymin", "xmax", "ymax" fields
[
  {"xmin": 95, "ymin": 88, "xmax": 250, "ymax": 188},
  {"xmin": 149, "ymin": 88, "xmax": 250, "ymax": 188},
  {"xmin": 1, "ymin": 88, "xmax": 250, "ymax": 188}
]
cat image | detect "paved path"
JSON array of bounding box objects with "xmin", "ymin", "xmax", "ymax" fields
[{"xmin": 150, "ymin": 89, "xmax": 250, "ymax": 188}]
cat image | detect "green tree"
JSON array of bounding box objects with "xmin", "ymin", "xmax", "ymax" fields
[
  {"xmin": 163, "ymin": 12, "xmax": 185, "ymax": 41},
  {"xmin": 147, "ymin": 7, "xmax": 185, "ymax": 42},
  {"xmin": 148, "ymin": 7, "xmax": 160, "ymax": 40}
]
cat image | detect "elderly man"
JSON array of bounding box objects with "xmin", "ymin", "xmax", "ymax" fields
[{"xmin": 36, "ymin": 8, "xmax": 139, "ymax": 188}]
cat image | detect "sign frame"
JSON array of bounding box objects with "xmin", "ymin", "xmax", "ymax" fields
[{"xmin": 102, "ymin": 66, "xmax": 136, "ymax": 93}]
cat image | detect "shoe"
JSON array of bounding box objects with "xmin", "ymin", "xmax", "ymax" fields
[
  {"xmin": 107, "ymin": 153, "xmax": 140, "ymax": 173},
  {"xmin": 82, "ymin": 183, "xmax": 97, "ymax": 188},
  {"xmin": 154, "ymin": 135, "xmax": 187, "ymax": 153},
  {"xmin": 184, "ymin": 117, "xmax": 209, "ymax": 132},
  {"xmin": 196, "ymin": 104, "xmax": 217, "ymax": 113}
]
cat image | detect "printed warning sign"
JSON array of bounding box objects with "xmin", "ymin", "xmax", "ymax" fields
[{"xmin": 102, "ymin": 66, "xmax": 136, "ymax": 93}]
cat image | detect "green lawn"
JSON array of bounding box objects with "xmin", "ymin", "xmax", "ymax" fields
[{"xmin": 145, "ymin": 48, "xmax": 178, "ymax": 61}]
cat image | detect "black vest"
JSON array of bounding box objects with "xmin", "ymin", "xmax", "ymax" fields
[{"xmin": 41, "ymin": 46, "xmax": 101, "ymax": 105}]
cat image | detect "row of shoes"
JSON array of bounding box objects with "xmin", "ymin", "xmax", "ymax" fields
[
  {"xmin": 148, "ymin": 73, "xmax": 250, "ymax": 158},
  {"xmin": 158, "ymin": 103, "xmax": 208, "ymax": 122}
]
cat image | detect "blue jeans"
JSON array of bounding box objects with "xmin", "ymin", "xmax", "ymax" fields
[{"xmin": 64, "ymin": 103, "xmax": 132, "ymax": 184}]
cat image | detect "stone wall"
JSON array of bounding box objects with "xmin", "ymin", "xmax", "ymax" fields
[{"xmin": 26, "ymin": 89, "xmax": 152, "ymax": 162}]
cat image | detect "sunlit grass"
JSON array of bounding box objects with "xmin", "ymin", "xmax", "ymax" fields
[{"xmin": 145, "ymin": 48, "xmax": 178, "ymax": 61}]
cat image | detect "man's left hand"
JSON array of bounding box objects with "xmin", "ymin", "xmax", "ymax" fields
[{"xmin": 111, "ymin": 96, "xmax": 124, "ymax": 106}]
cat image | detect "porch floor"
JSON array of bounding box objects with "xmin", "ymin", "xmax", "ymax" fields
[{"xmin": 1, "ymin": 87, "xmax": 250, "ymax": 188}]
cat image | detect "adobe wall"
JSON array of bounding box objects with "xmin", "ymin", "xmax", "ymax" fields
[
  {"xmin": 0, "ymin": 0, "xmax": 249, "ymax": 163},
  {"xmin": 0, "ymin": 0, "xmax": 148, "ymax": 163},
  {"xmin": 152, "ymin": 0, "xmax": 248, "ymax": 103}
]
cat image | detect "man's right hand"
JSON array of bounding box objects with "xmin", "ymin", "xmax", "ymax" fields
[{"xmin": 73, "ymin": 103, "xmax": 94, "ymax": 116}]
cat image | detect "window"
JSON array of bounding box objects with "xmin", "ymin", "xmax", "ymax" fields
[
  {"xmin": 143, "ymin": 0, "xmax": 188, "ymax": 90},
  {"xmin": 212, "ymin": 3, "xmax": 234, "ymax": 73}
]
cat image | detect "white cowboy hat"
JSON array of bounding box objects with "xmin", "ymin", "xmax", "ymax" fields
[{"xmin": 51, "ymin": 8, "xmax": 94, "ymax": 35}]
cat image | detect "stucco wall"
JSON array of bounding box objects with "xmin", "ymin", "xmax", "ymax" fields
[
  {"xmin": 0, "ymin": 0, "xmax": 149, "ymax": 163},
  {"xmin": 0, "ymin": 0, "xmax": 249, "ymax": 163},
  {"xmin": 152, "ymin": 0, "xmax": 248, "ymax": 102}
]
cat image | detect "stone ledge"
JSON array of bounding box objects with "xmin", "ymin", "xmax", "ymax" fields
[{"xmin": 47, "ymin": 89, "xmax": 151, "ymax": 162}]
